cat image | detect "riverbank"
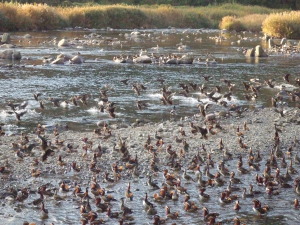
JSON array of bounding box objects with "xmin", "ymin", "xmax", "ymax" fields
[
  {"xmin": 0, "ymin": 105, "xmax": 300, "ymax": 224},
  {"xmin": 0, "ymin": 3, "xmax": 282, "ymax": 32}
]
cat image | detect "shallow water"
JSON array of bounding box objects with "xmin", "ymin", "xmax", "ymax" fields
[
  {"xmin": 0, "ymin": 29, "xmax": 300, "ymax": 225},
  {"xmin": 0, "ymin": 28, "xmax": 299, "ymax": 133}
]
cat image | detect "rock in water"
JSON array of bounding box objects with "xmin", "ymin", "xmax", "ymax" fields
[
  {"xmin": 255, "ymin": 45, "xmax": 268, "ymax": 57},
  {"xmin": 50, "ymin": 57, "xmax": 65, "ymax": 65},
  {"xmin": 69, "ymin": 53, "xmax": 84, "ymax": 64},
  {"xmin": 23, "ymin": 34, "xmax": 32, "ymax": 39},
  {"xmin": 1, "ymin": 33, "xmax": 10, "ymax": 44},
  {"xmin": 245, "ymin": 46, "xmax": 267, "ymax": 57},
  {"xmin": 58, "ymin": 38, "xmax": 69, "ymax": 47},
  {"xmin": 245, "ymin": 48, "xmax": 255, "ymax": 57},
  {"xmin": 178, "ymin": 55, "xmax": 194, "ymax": 64},
  {"xmin": 0, "ymin": 50, "xmax": 21, "ymax": 60},
  {"xmin": 280, "ymin": 38, "xmax": 287, "ymax": 46},
  {"xmin": 133, "ymin": 55, "xmax": 152, "ymax": 63}
]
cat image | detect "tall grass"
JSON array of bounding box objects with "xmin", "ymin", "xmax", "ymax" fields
[
  {"xmin": 219, "ymin": 14, "xmax": 268, "ymax": 32},
  {"xmin": 0, "ymin": 3, "xmax": 284, "ymax": 31},
  {"xmin": 262, "ymin": 11, "xmax": 300, "ymax": 39},
  {"xmin": 0, "ymin": 3, "xmax": 65, "ymax": 31}
]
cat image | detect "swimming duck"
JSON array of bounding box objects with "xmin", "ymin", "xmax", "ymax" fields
[
  {"xmin": 294, "ymin": 199, "xmax": 299, "ymax": 209},
  {"xmin": 40, "ymin": 202, "xmax": 49, "ymax": 219},
  {"xmin": 125, "ymin": 182, "xmax": 133, "ymax": 201},
  {"xmin": 165, "ymin": 206, "xmax": 179, "ymax": 219},
  {"xmin": 234, "ymin": 200, "xmax": 241, "ymax": 212},
  {"xmin": 73, "ymin": 186, "xmax": 85, "ymax": 198},
  {"xmin": 143, "ymin": 193, "xmax": 154, "ymax": 210},
  {"xmin": 95, "ymin": 197, "xmax": 108, "ymax": 212},
  {"xmin": 153, "ymin": 215, "xmax": 166, "ymax": 225},
  {"xmin": 32, "ymin": 191, "xmax": 44, "ymax": 206},
  {"xmin": 59, "ymin": 181, "xmax": 70, "ymax": 192},
  {"xmin": 252, "ymin": 199, "xmax": 269, "ymax": 215},
  {"xmin": 242, "ymin": 187, "xmax": 254, "ymax": 199},
  {"xmin": 237, "ymin": 161, "xmax": 249, "ymax": 174},
  {"xmin": 202, "ymin": 207, "xmax": 219, "ymax": 222},
  {"xmin": 100, "ymin": 189, "xmax": 117, "ymax": 203},
  {"xmin": 219, "ymin": 192, "xmax": 232, "ymax": 204},
  {"xmin": 218, "ymin": 161, "xmax": 230, "ymax": 176},
  {"xmin": 120, "ymin": 197, "xmax": 132, "ymax": 215},
  {"xmin": 107, "ymin": 207, "xmax": 120, "ymax": 219},
  {"xmin": 147, "ymin": 175, "xmax": 160, "ymax": 189},
  {"xmin": 214, "ymin": 172, "xmax": 225, "ymax": 186},
  {"xmin": 183, "ymin": 195, "xmax": 199, "ymax": 212},
  {"xmin": 146, "ymin": 203, "xmax": 157, "ymax": 215},
  {"xmin": 182, "ymin": 169, "xmax": 194, "ymax": 182},
  {"xmin": 199, "ymin": 188, "xmax": 210, "ymax": 201},
  {"xmin": 230, "ymin": 172, "xmax": 242, "ymax": 184}
]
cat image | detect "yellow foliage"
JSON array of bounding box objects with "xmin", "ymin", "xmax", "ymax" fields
[
  {"xmin": 262, "ymin": 11, "xmax": 300, "ymax": 39},
  {"xmin": 219, "ymin": 16, "xmax": 244, "ymax": 32},
  {"xmin": 0, "ymin": 3, "xmax": 286, "ymax": 31}
]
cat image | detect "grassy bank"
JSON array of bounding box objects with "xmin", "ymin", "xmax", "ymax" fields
[{"xmin": 0, "ymin": 3, "xmax": 287, "ymax": 34}]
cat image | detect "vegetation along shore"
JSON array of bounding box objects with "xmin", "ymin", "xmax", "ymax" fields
[{"xmin": 0, "ymin": 2, "xmax": 299, "ymax": 38}]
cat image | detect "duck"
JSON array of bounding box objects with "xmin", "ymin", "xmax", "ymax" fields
[
  {"xmin": 107, "ymin": 207, "xmax": 120, "ymax": 219},
  {"xmin": 147, "ymin": 175, "xmax": 160, "ymax": 189},
  {"xmin": 59, "ymin": 181, "xmax": 70, "ymax": 192},
  {"xmin": 125, "ymin": 182, "xmax": 133, "ymax": 201},
  {"xmin": 237, "ymin": 161, "xmax": 249, "ymax": 174},
  {"xmin": 165, "ymin": 206, "xmax": 179, "ymax": 219},
  {"xmin": 294, "ymin": 199, "xmax": 299, "ymax": 209},
  {"xmin": 32, "ymin": 191, "xmax": 44, "ymax": 206},
  {"xmin": 227, "ymin": 181, "xmax": 240, "ymax": 192},
  {"xmin": 202, "ymin": 207, "xmax": 219, "ymax": 222},
  {"xmin": 242, "ymin": 187, "xmax": 254, "ymax": 199},
  {"xmin": 214, "ymin": 172, "xmax": 225, "ymax": 186},
  {"xmin": 95, "ymin": 197, "xmax": 108, "ymax": 212},
  {"xmin": 146, "ymin": 204, "xmax": 157, "ymax": 215},
  {"xmin": 40, "ymin": 202, "xmax": 49, "ymax": 219},
  {"xmin": 295, "ymin": 183, "xmax": 300, "ymax": 195},
  {"xmin": 120, "ymin": 198, "xmax": 132, "ymax": 215},
  {"xmin": 171, "ymin": 186, "xmax": 179, "ymax": 201},
  {"xmin": 197, "ymin": 171, "xmax": 207, "ymax": 187},
  {"xmin": 182, "ymin": 169, "xmax": 194, "ymax": 182},
  {"xmin": 218, "ymin": 161, "xmax": 230, "ymax": 176},
  {"xmin": 199, "ymin": 188, "xmax": 210, "ymax": 201},
  {"xmin": 73, "ymin": 186, "xmax": 85, "ymax": 198},
  {"xmin": 153, "ymin": 215, "xmax": 166, "ymax": 225},
  {"xmin": 100, "ymin": 189, "xmax": 117, "ymax": 203},
  {"xmin": 183, "ymin": 195, "xmax": 199, "ymax": 212},
  {"xmin": 219, "ymin": 192, "xmax": 232, "ymax": 204},
  {"xmin": 143, "ymin": 193, "xmax": 154, "ymax": 211},
  {"xmin": 53, "ymin": 188, "xmax": 65, "ymax": 201},
  {"xmin": 252, "ymin": 199, "xmax": 269, "ymax": 215},
  {"xmin": 234, "ymin": 200, "xmax": 241, "ymax": 212},
  {"xmin": 230, "ymin": 172, "xmax": 242, "ymax": 184}
]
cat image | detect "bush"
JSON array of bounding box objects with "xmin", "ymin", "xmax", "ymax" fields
[
  {"xmin": 262, "ymin": 11, "xmax": 300, "ymax": 39},
  {"xmin": 219, "ymin": 16, "xmax": 245, "ymax": 31}
]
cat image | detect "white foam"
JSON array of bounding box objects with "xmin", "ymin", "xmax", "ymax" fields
[{"xmin": 86, "ymin": 107, "xmax": 101, "ymax": 114}]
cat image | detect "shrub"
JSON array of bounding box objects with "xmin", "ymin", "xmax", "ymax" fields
[
  {"xmin": 262, "ymin": 11, "xmax": 300, "ymax": 39},
  {"xmin": 219, "ymin": 16, "xmax": 245, "ymax": 31}
]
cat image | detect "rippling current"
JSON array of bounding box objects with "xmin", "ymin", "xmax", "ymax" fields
[{"xmin": 0, "ymin": 28, "xmax": 299, "ymax": 133}]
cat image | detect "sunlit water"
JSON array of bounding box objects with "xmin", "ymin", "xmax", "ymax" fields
[
  {"xmin": 0, "ymin": 28, "xmax": 300, "ymax": 225},
  {"xmin": 1, "ymin": 28, "xmax": 299, "ymax": 133}
]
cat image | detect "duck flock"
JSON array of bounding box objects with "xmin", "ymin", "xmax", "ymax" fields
[{"xmin": 0, "ymin": 29, "xmax": 300, "ymax": 225}]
